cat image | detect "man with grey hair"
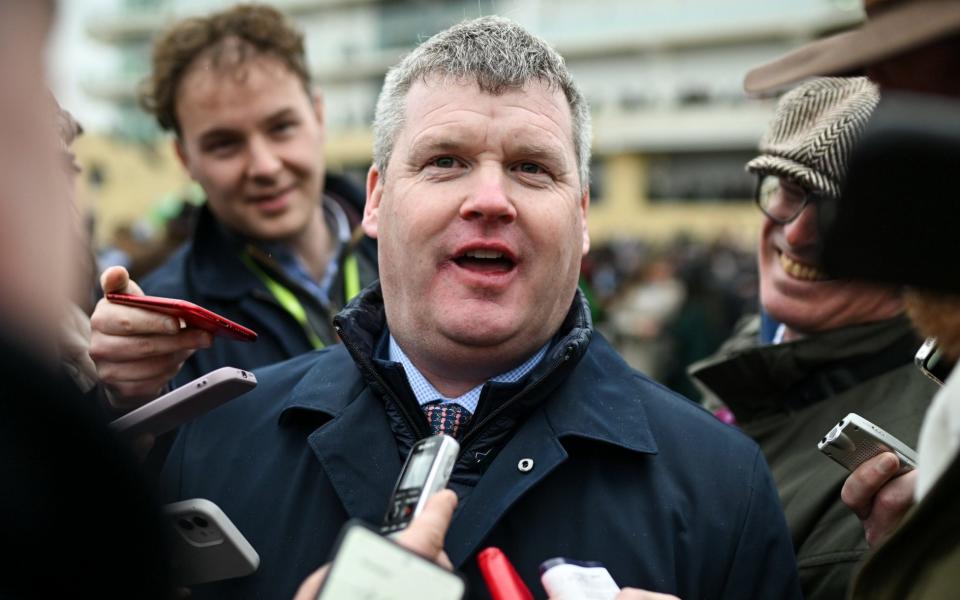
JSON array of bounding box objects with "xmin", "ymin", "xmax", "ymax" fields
[
  {"xmin": 689, "ymin": 77, "xmax": 935, "ymax": 600},
  {"xmin": 158, "ymin": 16, "xmax": 800, "ymax": 599}
]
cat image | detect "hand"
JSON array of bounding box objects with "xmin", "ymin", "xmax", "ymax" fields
[
  {"xmin": 292, "ymin": 490, "xmax": 458, "ymax": 600},
  {"xmin": 840, "ymin": 452, "xmax": 916, "ymax": 546},
  {"xmin": 89, "ymin": 266, "xmax": 212, "ymax": 409}
]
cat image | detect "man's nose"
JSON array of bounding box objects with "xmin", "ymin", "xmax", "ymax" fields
[
  {"xmin": 245, "ymin": 137, "xmax": 282, "ymax": 181},
  {"xmin": 783, "ymin": 202, "xmax": 820, "ymax": 248},
  {"xmin": 459, "ymin": 168, "xmax": 517, "ymax": 224}
]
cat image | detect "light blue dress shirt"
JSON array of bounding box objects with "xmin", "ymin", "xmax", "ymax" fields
[{"xmin": 388, "ymin": 335, "xmax": 548, "ymax": 414}]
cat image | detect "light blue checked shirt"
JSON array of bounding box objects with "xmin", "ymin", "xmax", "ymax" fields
[{"xmin": 388, "ymin": 335, "xmax": 549, "ymax": 414}]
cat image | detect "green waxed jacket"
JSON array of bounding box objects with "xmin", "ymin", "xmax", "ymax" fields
[
  {"xmin": 689, "ymin": 314, "xmax": 938, "ymax": 600},
  {"xmin": 849, "ymin": 446, "xmax": 960, "ymax": 600}
]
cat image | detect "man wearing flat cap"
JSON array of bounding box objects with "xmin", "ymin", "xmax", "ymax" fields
[
  {"xmin": 689, "ymin": 76, "xmax": 938, "ymax": 600},
  {"xmin": 746, "ymin": 1, "xmax": 960, "ymax": 598}
]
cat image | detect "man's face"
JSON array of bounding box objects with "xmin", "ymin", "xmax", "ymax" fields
[
  {"xmin": 758, "ymin": 181, "xmax": 902, "ymax": 336},
  {"xmin": 175, "ymin": 54, "xmax": 326, "ymax": 242},
  {"xmin": 364, "ymin": 78, "xmax": 589, "ymax": 380}
]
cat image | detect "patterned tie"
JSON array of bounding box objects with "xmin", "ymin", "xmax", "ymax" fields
[{"xmin": 423, "ymin": 401, "xmax": 472, "ymax": 439}]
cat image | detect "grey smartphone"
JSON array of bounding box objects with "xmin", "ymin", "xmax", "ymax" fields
[
  {"xmin": 164, "ymin": 498, "xmax": 260, "ymax": 587},
  {"xmin": 915, "ymin": 337, "xmax": 953, "ymax": 387},
  {"xmin": 109, "ymin": 367, "xmax": 257, "ymax": 439},
  {"xmin": 380, "ymin": 434, "xmax": 459, "ymax": 536},
  {"xmin": 316, "ymin": 520, "xmax": 465, "ymax": 600},
  {"xmin": 818, "ymin": 412, "xmax": 917, "ymax": 475}
]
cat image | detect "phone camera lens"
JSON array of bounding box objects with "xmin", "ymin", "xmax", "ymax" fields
[
  {"xmin": 192, "ymin": 516, "xmax": 209, "ymax": 528},
  {"xmin": 178, "ymin": 518, "xmax": 194, "ymax": 531}
]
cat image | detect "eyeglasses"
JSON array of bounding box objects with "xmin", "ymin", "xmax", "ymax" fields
[{"xmin": 755, "ymin": 174, "xmax": 827, "ymax": 224}]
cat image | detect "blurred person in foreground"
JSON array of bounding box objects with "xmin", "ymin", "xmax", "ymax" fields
[
  {"xmin": 688, "ymin": 76, "xmax": 937, "ymax": 600},
  {"xmin": 747, "ymin": 0, "xmax": 960, "ymax": 597},
  {"xmin": 89, "ymin": 4, "xmax": 377, "ymax": 408},
  {"xmin": 157, "ymin": 15, "xmax": 800, "ymax": 600},
  {"xmin": 0, "ymin": 1, "xmax": 174, "ymax": 597}
]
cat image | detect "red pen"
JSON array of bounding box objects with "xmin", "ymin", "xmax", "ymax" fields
[{"xmin": 477, "ymin": 547, "xmax": 534, "ymax": 600}]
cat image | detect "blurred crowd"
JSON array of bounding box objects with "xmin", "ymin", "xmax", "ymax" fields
[{"xmin": 5, "ymin": 1, "xmax": 960, "ymax": 599}]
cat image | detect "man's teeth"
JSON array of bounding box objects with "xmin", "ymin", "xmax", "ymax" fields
[
  {"xmin": 464, "ymin": 249, "xmax": 505, "ymax": 259},
  {"xmin": 779, "ymin": 252, "xmax": 827, "ymax": 281}
]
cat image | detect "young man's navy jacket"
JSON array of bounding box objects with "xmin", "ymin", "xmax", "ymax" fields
[
  {"xmin": 142, "ymin": 174, "xmax": 377, "ymax": 386},
  {"xmin": 160, "ymin": 285, "xmax": 801, "ymax": 599}
]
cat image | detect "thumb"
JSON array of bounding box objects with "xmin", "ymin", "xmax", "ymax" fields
[
  {"xmin": 396, "ymin": 489, "xmax": 457, "ymax": 562},
  {"xmin": 99, "ymin": 265, "xmax": 144, "ymax": 296}
]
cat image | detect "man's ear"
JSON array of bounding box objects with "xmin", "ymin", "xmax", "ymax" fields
[
  {"xmin": 174, "ymin": 138, "xmax": 189, "ymax": 172},
  {"xmin": 580, "ymin": 187, "xmax": 591, "ymax": 256},
  {"xmin": 311, "ymin": 87, "xmax": 325, "ymax": 127},
  {"xmin": 362, "ymin": 164, "xmax": 382, "ymax": 239}
]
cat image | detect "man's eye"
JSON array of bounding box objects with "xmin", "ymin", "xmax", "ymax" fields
[
  {"xmin": 204, "ymin": 139, "xmax": 239, "ymax": 154},
  {"xmin": 271, "ymin": 121, "xmax": 297, "ymax": 135},
  {"xmin": 430, "ymin": 156, "xmax": 459, "ymax": 169},
  {"xmin": 517, "ymin": 162, "xmax": 545, "ymax": 175}
]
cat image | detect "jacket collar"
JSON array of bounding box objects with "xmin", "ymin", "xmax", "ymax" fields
[
  {"xmin": 327, "ymin": 281, "xmax": 658, "ymax": 454},
  {"xmin": 689, "ymin": 314, "xmax": 922, "ymax": 419}
]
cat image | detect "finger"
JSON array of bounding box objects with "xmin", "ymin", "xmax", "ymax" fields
[
  {"xmin": 434, "ymin": 550, "xmax": 453, "ymax": 571},
  {"xmin": 292, "ymin": 564, "xmax": 330, "ymax": 600},
  {"xmin": 96, "ymin": 348, "xmax": 194, "ymax": 381},
  {"xmin": 99, "ymin": 266, "xmax": 144, "ymax": 296},
  {"xmin": 840, "ymin": 452, "xmax": 900, "ymax": 519},
  {"xmin": 91, "ymin": 300, "xmax": 183, "ymax": 337},
  {"xmin": 90, "ymin": 329, "xmax": 211, "ymax": 361},
  {"xmin": 865, "ymin": 469, "xmax": 916, "ymax": 546},
  {"xmin": 396, "ymin": 489, "xmax": 458, "ymax": 562}
]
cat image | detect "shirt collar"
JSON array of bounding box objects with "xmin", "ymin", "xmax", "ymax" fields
[{"xmin": 388, "ymin": 335, "xmax": 548, "ymax": 414}]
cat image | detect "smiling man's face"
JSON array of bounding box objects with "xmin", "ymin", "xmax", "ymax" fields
[
  {"xmin": 758, "ymin": 188, "xmax": 903, "ymax": 339},
  {"xmin": 363, "ymin": 77, "xmax": 589, "ymax": 383},
  {"xmin": 174, "ymin": 52, "xmax": 326, "ymax": 242}
]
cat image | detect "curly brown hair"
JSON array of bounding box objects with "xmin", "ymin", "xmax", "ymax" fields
[{"xmin": 139, "ymin": 3, "xmax": 310, "ymax": 134}]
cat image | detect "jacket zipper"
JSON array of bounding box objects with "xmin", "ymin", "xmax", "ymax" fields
[{"xmin": 334, "ymin": 324, "xmax": 430, "ymax": 440}]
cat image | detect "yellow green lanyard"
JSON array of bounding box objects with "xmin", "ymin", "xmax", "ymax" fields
[{"xmin": 241, "ymin": 253, "xmax": 361, "ymax": 350}]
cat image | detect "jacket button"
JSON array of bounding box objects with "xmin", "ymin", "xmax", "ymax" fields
[{"xmin": 517, "ymin": 458, "xmax": 534, "ymax": 473}]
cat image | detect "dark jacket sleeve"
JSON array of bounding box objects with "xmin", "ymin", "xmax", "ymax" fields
[{"xmin": 721, "ymin": 447, "xmax": 803, "ymax": 600}]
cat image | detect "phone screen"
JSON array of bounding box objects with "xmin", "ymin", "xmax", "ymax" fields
[
  {"xmin": 399, "ymin": 448, "xmax": 434, "ymax": 489},
  {"xmin": 316, "ymin": 522, "xmax": 465, "ymax": 600}
]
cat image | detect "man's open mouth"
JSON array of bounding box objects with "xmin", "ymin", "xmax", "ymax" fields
[
  {"xmin": 779, "ymin": 251, "xmax": 829, "ymax": 282},
  {"xmin": 453, "ymin": 248, "xmax": 517, "ymax": 273}
]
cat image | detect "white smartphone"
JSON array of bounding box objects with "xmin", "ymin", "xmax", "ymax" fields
[
  {"xmin": 380, "ymin": 434, "xmax": 459, "ymax": 536},
  {"xmin": 109, "ymin": 367, "xmax": 257, "ymax": 439},
  {"xmin": 818, "ymin": 412, "xmax": 917, "ymax": 475},
  {"xmin": 316, "ymin": 520, "xmax": 465, "ymax": 600},
  {"xmin": 164, "ymin": 498, "xmax": 260, "ymax": 587}
]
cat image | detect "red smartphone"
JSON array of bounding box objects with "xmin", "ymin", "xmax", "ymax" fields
[{"xmin": 105, "ymin": 293, "xmax": 258, "ymax": 342}]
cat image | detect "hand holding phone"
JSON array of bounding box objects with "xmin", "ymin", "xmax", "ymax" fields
[
  {"xmin": 315, "ymin": 520, "xmax": 465, "ymax": 600},
  {"xmin": 292, "ymin": 490, "xmax": 458, "ymax": 600},
  {"xmin": 91, "ymin": 267, "xmax": 219, "ymax": 404},
  {"xmin": 381, "ymin": 434, "xmax": 459, "ymax": 536},
  {"xmin": 818, "ymin": 413, "xmax": 917, "ymax": 475},
  {"xmin": 106, "ymin": 293, "xmax": 257, "ymax": 342}
]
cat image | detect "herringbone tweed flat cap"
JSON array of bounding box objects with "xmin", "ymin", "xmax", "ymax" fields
[{"xmin": 746, "ymin": 77, "xmax": 879, "ymax": 200}]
